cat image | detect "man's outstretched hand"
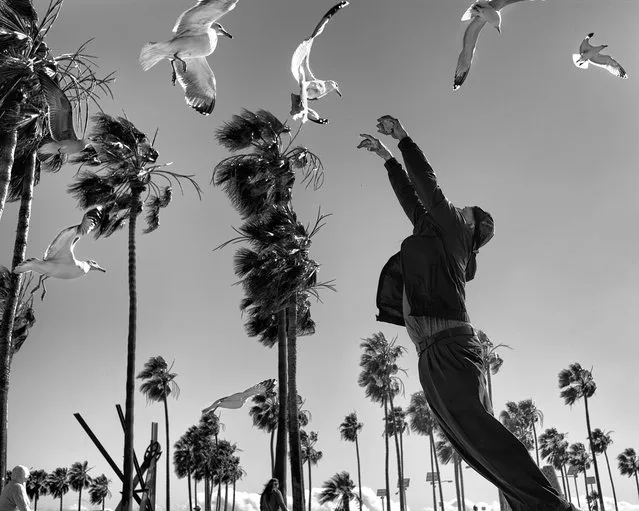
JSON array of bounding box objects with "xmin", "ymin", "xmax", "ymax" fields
[
  {"xmin": 357, "ymin": 134, "xmax": 393, "ymax": 161},
  {"xmin": 376, "ymin": 115, "xmax": 408, "ymax": 141}
]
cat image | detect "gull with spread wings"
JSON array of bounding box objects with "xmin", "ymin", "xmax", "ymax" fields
[
  {"xmin": 14, "ymin": 207, "xmax": 106, "ymax": 300},
  {"xmin": 572, "ymin": 33, "xmax": 628, "ymax": 79},
  {"xmin": 37, "ymin": 73, "xmax": 91, "ymax": 160},
  {"xmin": 139, "ymin": 0, "xmax": 238, "ymax": 115},
  {"xmin": 202, "ymin": 379, "xmax": 276, "ymax": 416},
  {"xmin": 454, "ymin": 0, "xmax": 544, "ymax": 90},
  {"xmin": 290, "ymin": 1, "xmax": 349, "ymax": 124}
]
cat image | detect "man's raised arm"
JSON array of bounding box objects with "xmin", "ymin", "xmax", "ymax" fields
[{"xmin": 357, "ymin": 133, "xmax": 425, "ymax": 226}]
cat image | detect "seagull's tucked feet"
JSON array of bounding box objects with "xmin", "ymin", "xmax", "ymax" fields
[
  {"xmin": 173, "ymin": 54, "xmax": 187, "ymax": 73},
  {"xmin": 170, "ymin": 60, "xmax": 178, "ymax": 86},
  {"xmin": 30, "ymin": 275, "xmax": 47, "ymax": 302}
]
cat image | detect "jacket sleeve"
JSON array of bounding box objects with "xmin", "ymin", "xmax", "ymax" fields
[
  {"xmin": 397, "ymin": 137, "xmax": 463, "ymax": 232},
  {"xmin": 13, "ymin": 485, "xmax": 31, "ymax": 511},
  {"xmin": 384, "ymin": 157, "xmax": 426, "ymax": 226}
]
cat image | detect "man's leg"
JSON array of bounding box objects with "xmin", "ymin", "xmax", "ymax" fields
[{"xmin": 418, "ymin": 335, "xmax": 571, "ymax": 511}]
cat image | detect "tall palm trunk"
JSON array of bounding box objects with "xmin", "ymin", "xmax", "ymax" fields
[
  {"xmin": 633, "ymin": 472, "xmax": 639, "ymax": 500},
  {"xmin": 453, "ymin": 460, "xmax": 461, "ymax": 511},
  {"xmin": 232, "ymin": 479, "xmax": 236, "ymax": 511},
  {"xmin": 354, "ymin": 434, "xmax": 362, "ymax": 511},
  {"xmin": 532, "ymin": 423, "xmax": 540, "ymax": 466},
  {"xmin": 583, "ymin": 397, "xmax": 605, "ymax": 511},
  {"xmin": 602, "ymin": 451, "xmax": 618, "ymax": 511},
  {"xmin": 274, "ymin": 309, "xmax": 288, "ymax": 495},
  {"xmin": 399, "ymin": 425, "xmax": 405, "ymax": 507},
  {"xmin": 187, "ymin": 466, "xmax": 193, "ymax": 511},
  {"xmin": 216, "ymin": 480, "xmax": 222, "ymax": 511},
  {"xmin": 0, "ymin": 129, "xmax": 17, "ymax": 224},
  {"xmin": 383, "ymin": 400, "xmax": 390, "ymax": 511},
  {"xmin": 307, "ymin": 457, "xmax": 312, "ymax": 511},
  {"xmin": 163, "ymin": 394, "xmax": 171, "ymax": 511},
  {"xmin": 194, "ymin": 478, "xmax": 198, "ymax": 509},
  {"xmin": 204, "ymin": 476, "xmax": 210, "ymax": 511},
  {"xmin": 429, "ymin": 438, "xmax": 437, "ymax": 511},
  {"xmin": 0, "ymin": 150, "xmax": 35, "ymax": 487},
  {"xmin": 224, "ymin": 482, "xmax": 228, "ymax": 511},
  {"xmin": 430, "ymin": 434, "xmax": 444, "ymax": 510},
  {"xmin": 582, "ymin": 473, "xmax": 588, "ymax": 508},
  {"xmin": 78, "ymin": 487, "xmax": 83, "ymax": 511},
  {"xmin": 122, "ymin": 185, "xmax": 143, "ymax": 511},
  {"xmin": 559, "ymin": 465, "xmax": 568, "ymax": 501},
  {"xmin": 102, "ymin": 498, "xmax": 105, "ymax": 511},
  {"xmin": 388, "ymin": 396, "xmax": 404, "ymax": 511},
  {"xmin": 59, "ymin": 496, "xmax": 63, "ymax": 511},
  {"xmin": 459, "ymin": 460, "xmax": 466, "ymax": 511},
  {"xmin": 34, "ymin": 495, "xmax": 39, "ymax": 511},
  {"xmin": 572, "ymin": 476, "xmax": 580, "ymax": 507},
  {"xmin": 287, "ymin": 298, "xmax": 305, "ymax": 511}
]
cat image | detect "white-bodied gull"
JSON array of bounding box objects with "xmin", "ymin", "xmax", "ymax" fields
[
  {"xmin": 290, "ymin": 1, "xmax": 349, "ymax": 124},
  {"xmin": 202, "ymin": 378, "xmax": 276, "ymax": 416},
  {"xmin": 139, "ymin": 0, "xmax": 238, "ymax": 115},
  {"xmin": 572, "ymin": 33, "xmax": 628, "ymax": 79},
  {"xmin": 14, "ymin": 207, "xmax": 106, "ymax": 300},
  {"xmin": 37, "ymin": 73, "xmax": 91, "ymax": 158},
  {"xmin": 454, "ymin": 0, "xmax": 544, "ymax": 90}
]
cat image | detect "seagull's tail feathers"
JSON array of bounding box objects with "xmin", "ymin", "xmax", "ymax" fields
[
  {"xmin": 139, "ymin": 42, "xmax": 170, "ymax": 71},
  {"xmin": 572, "ymin": 54, "xmax": 588, "ymax": 69},
  {"xmin": 13, "ymin": 259, "xmax": 38, "ymax": 274}
]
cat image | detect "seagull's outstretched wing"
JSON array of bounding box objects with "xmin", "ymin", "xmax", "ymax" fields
[
  {"xmin": 173, "ymin": 0, "xmax": 238, "ymax": 36},
  {"xmin": 202, "ymin": 379, "xmax": 276, "ymax": 415},
  {"xmin": 175, "ymin": 57, "xmax": 217, "ymax": 115},
  {"xmin": 589, "ymin": 53, "xmax": 628, "ymax": 79},
  {"xmin": 44, "ymin": 207, "xmax": 102, "ymax": 262},
  {"xmin": 290, "ymin": 1, "xmax": 349, "ymax": 84},
  {"xmin": 38, "ymin": 72, "xmax": 78, "ymax": 142},
  {"xmin": 454, "ymin": 16, "xmax": 486, "ymax": 90}
]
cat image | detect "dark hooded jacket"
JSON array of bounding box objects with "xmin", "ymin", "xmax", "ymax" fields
[{"xmin": 376, "ymin": 137, "xmax": 477, "ymax": 326}]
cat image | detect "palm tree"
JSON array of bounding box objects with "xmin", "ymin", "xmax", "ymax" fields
[
  {"xmin": 559, "ymin": 363, "xmax": 605, "ymax": 511},
  {"xmin": 617, "ymin": 448, "xmax": 639, "ymax": 500},
  {"xmin": 568, "ymin": 442, "xmax": 592, "ymax": 508},
  {"xmin": 436, "ymin": 434, "xmax": 466, "ymax": 511},
  {"xmin": 213, "ymin": 109, "xmax": 330, "ymax": 504},
  {"xmin": 538, "ymin": 427, "xmax": 571, "ymax": 502},
  {"xmin": 249, "ymin": 387, "xmax": 278, "ymax": 473},
  {"xmin": 175, "ymin": 425, "xmax": 200, "ymax": 511},
  {"xmin": 358, "ymin": 332, "xmax": 406, "ymax": 511},
  {"xmin": 47, "ymin": 467, "xmax": 70, "ymax": 511},
  {"xmin": 68, "ymin": 461, "xmax": 92, "ymax": 511},
  {"xmin": 0, "ymin": 1, "xmax": 113, "ymax": 481},
  {"xmin": 88, "ymin": 475, "xmax": 111, "ymax": 511},
  {"xmin": 499, "ymin": 399, "xmax": 543, "ymax": 464},
  {"xmin": 25, "ymin": 469, "xmax": 48, "ymax": 511},
  {"xmin": 318, "ymin": 472, "xmax": 358, "ymax": 511},
  {"xmin": 591, "ymin": 429, "xmax": 618, "ymax": 511},
  {"xmin": 227, "ymin": 458, "xmax": 245, "ymax": 511},
  {"xmin": 385, "ymin": 406, "xmax": 409, "ymax": 494},
  {"xmin": 68, "ymin": 113, "xmax": 199, "ymax": 511},
  {"xmin": 339, "ymin": 412, "xmax": 364, "ymax": 511},
  {"xmin": 301, "ymin": 430, "xmax": 323, "ymax": 511},
  {"xmin": 406, "ymin": 391, "xmax": 444, "ymax": 511},
  {"xmin": 138, "ymin": 355, "xmax": 180, "ymax": 511}
]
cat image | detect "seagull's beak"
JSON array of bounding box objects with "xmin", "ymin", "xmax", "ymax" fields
[
  {"xmin": 219, "ymin": 26, "xmax": 233, "ymax": 39},
  {"xmin": 495, "ymin": 26, "xmax": 501, "ymax": 34},
  {"xmin": 335, "ymin": 88, "xmax": 342, "ymax": 97},
  {"xmin": 94, "ymin": 265, "xmax": 107, "ymax": 273}
]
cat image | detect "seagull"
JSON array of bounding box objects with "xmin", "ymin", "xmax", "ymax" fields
[
  {"xmin": 37, "ymin": 73, "xmax": 91, "ymax": 158},
  {"xmin": 201, "ymin": 378, "xmax": 276, "ymax": 415},
  {"xmin": 139, "ymin": 0, "xmax": 238, "ymax": 115},
  {"xmin": 290, "ymin": 1, "xmax": 349, "ymax": 124},
  {"xmin": 572, "ymin": 33, "xmax": 628, "ymax": 79},
  {"xmin": 13, "ymin": 207, "xmax": 106, "ymax": 300},
  {"xmin": 454, "ymin": 0, "xmax": 544, "ymax": 90}
]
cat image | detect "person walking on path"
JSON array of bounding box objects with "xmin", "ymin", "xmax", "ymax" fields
[{"xmin": 357, "ymin": 115, "xmax": 578, "ymax": 511}]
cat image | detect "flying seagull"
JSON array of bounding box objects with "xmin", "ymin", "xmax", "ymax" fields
[
  {"xmin": 202, "ymin": 379, "xmax": 276, "ymax": 415},
  {"xmin": 572, "ymin": 33, "xmax": 628, "ymax": 79},
  {"xmin": 290, "ymin": 1, "xmax": 349, "ymax": 124},
  {"xmin": 14, "ymin": 207, "xmax": 106, "ymax": 300},
  {"xmin": 454, "ymin": 0, "xmax": 544, "ymax": 90},
  {"xmin": 37, "ymin": 73, "xmax": 91, "ymax": 158},
  {"xmin": 139, "ymin": 0, "xmax": 238, "ymax": 115}
]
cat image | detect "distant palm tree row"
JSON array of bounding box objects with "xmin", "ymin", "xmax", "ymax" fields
[
  {"xmin": 20, "ymin": 462, "xmax": 111, "ymax": 511},
  {"xmin": 173, "ymin": 413, "xmax": 244, "ymax": 511}
]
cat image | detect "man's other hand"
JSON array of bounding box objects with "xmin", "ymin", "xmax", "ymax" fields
[
  {"xmin": 357, "ymin": 134, "xmax": 393, "ymax": 161},
  {"xmin": 376, "ymin": 115, "xmax": 408, "ymax": 141}
]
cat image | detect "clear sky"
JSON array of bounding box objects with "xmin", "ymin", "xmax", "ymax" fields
[{"xmin": 1, "ymin": 1, "xmax": 639, "ymax": 511}]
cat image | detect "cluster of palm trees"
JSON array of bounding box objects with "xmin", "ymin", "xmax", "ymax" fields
[
  {"xmin": 21, "ymin": 461, "xmax": 111, "ymax": 511},
  {"xmin": 172, "ymin": 413, "xmax": 244, "ymax": 511}
]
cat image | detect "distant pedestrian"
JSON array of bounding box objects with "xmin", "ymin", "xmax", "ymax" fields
[
  {"xmin": 0, "ymin": 466, "xmax": 31, "ymax": 511},
  {"xmin": 260, "ymin": 478, "xmax": 288, "ymax": 511}
]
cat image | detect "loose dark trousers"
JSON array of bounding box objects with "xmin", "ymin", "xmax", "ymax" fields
[{"xmin": 417, "ymin": 327, "xmax": 569, "ymax": 511}]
